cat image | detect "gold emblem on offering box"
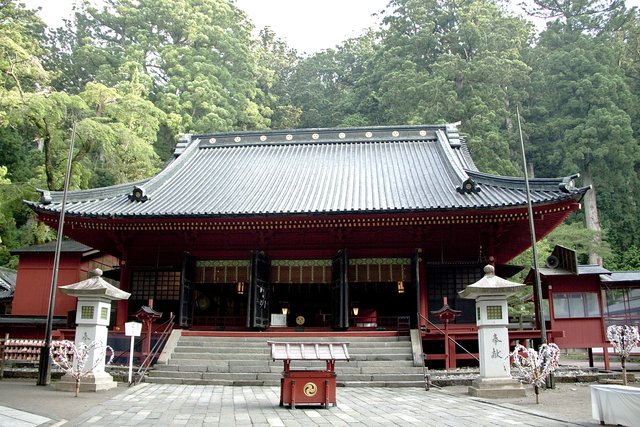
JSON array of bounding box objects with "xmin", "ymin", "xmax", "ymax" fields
[{"xmin": 303, "ymin": 382, "xmax": 317, "ymax": 396}]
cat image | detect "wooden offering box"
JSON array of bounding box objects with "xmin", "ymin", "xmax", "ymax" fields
[{"xmin": 268, "ymin": 341, "xmax": 350, "ymax": 409}]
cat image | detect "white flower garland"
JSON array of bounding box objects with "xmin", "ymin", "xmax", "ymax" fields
[
  {"xmin": 606, "ymin": 325, "xmax": 640, "ymax": 359},
  {"xmin": 50, "ymin": 340, "xmax": 114, "ymax": 380},
  {"xmin": 511, "ymin": 343, "xmax": 560, "ymax": 388}
]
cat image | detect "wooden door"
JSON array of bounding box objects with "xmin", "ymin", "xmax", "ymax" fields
[
  {"xmin": 179, "ymin": 252, "xmax": 196, "ymax": 327},
  {"xmin": 246, "ymin": 251, "xmax": 271, "ymax": 329},
  {"xmin": 331, "ymin": 249, "xmax": 349, "ymax": 330}
]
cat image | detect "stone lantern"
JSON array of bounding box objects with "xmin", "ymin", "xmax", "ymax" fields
[
  {"xmin": 57, "ymin": 268, "xmax": 130, "ymax": 391},
  {"xmin": 459, "ymin": 265, "xmax": 526, "ymax": 398}
]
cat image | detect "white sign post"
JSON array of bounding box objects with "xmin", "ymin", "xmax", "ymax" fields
[{"xmin": 125, "ymin": 321, "xmax": 142, "ymax": 384}]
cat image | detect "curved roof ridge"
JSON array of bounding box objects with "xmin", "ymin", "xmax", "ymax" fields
[
  {"xmin": 30, "ymin": 178, "xmax": 151, "ymax": 206},
  {"xmin": 138, "ymin": 134, "xmax": 202, "ymax": 197},
  {"xmin": 467, "ymin": 170, "xmax": 587, "ymax": 193},
  {"xmin": 434, "ymin": 129, "xmax": 470, "ymax": 186},
  {"xmin": 29, "ymin": 134, "xmax": 202, "ymax": 207}
]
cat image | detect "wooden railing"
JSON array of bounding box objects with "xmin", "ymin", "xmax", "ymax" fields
[
  {"xmin": 132, "ymin": 312, "xmax": 175, "ymax": 385},
  {"xmin": 418, "ymin": 313, "xmax": 480, "ymax": 369}
]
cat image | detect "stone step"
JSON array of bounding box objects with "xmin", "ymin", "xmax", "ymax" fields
[
  {"xmin": 158, "ymin": 358, "xmax": 413, "ymax": 370},
  {"xmin": 173, "ymin": 345, "xmax": 410, "ymax": 354},
  {"xmin": 178, "ymin": 336, "xmax": 410, "ymax": 343},
  {"xmin": 151, "ymin": 364, "xmax": 418, "ymax": 376},
  {"xmin": 169, "ymin": 352, "xmax": 411, "ymax": 362},
  {"xmin": 177, "ymin": 340, "xmax": 410, "ymax": 348},
  {"xmin": 149, "ymin": 332, "xmax": 417, "ymax": 388}
]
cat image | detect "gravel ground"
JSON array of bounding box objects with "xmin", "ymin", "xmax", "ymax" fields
[{"xmin": 442, "ymin": 382, "xmax": 613, "ymax": 426}]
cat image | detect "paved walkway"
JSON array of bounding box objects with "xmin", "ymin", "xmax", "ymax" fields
[
  {"xmin": 0, "ymin": 405, "xmax": 51, "ymax": 427},
  {"xmin": 8, "ymin": 384, "xmax": 589, "ymax": 427}
]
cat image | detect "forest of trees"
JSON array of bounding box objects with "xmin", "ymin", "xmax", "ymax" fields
[{"xmin": 1, "ymin": 0, "xmax": 639, "ymax": 272}]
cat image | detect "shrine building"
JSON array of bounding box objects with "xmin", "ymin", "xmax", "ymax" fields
[{"xmin": 26, "ymin": 124, "xmax": 589, "ymax": 367}]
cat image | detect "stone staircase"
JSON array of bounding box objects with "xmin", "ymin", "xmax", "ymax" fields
[{"xmin": 146, "ymin": 332, "xmax": 424, "ymax": 387}]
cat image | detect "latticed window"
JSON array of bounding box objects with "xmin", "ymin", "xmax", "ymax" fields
[
  {"xmin": 80, "ymin": 305, "xmax": 94, "ymax": 320},
  {"xmin": 131, "ymin": 271, "xmax": 181, "ymax": 300},
  {"xmin": 427, "ymin": 266, "xmax": 481, "ymax": 323}
]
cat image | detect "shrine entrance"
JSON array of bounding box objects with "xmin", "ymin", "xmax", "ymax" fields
[
  {"xmin": 183, "ymin": 253, "xmax": 416, "ymax": 330},
  {"xmin": 271, "ymin": 282, "xmax": 333, "ymax": 327}
]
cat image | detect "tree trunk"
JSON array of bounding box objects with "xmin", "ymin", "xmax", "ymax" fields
[{"xmin": 581, "ymin": 168, "xmax": 603, "ymax": 266}]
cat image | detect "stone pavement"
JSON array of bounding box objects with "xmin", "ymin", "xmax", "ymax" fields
[
  {"xmin": 9, "ymin": 383, "xmax": 594, "ymax": 427},
  {"xmin": 0, "ymin": 405, "xmax": 51, "ymax": 427}
]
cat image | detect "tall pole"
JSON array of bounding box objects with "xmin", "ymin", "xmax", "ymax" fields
[
  {"xmin": 37, "ymin": 120, "xmax": 77, "ymax": 386},
  {"xmin": 516, "ymin": 107, "xmax": 547, "ymax": 345}
]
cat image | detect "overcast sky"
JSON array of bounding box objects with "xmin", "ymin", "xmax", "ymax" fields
[
  {"xmin": 24, "ymin": 0, "xmax": 388, "ymax": 54},
  {"xmin": 22, "ymin": 0, "xmax": 640, "ymax": 54}
]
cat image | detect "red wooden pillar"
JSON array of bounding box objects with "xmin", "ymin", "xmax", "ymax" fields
[
  {"xmin": 419, "ymin": 259, "xmax": 428, "ymax": 322},
  {"xmin": 115, "ymin": 263, "xmax": 130, "ymax": 329},
  {"xmin": 447, "ymin": 328, "xmax": 458, "ymax": 370}
]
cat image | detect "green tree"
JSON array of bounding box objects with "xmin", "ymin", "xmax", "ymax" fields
[
  {"xmin": 0, "ymin": 0, "xmax": 166, "ymax": 269},
  {"xmin": 287, "ymin": 31, "xmax": 380, "ymax": 129},
  {"xmin": 606, "ymin": 245, "xmax": 640, "ymax": 270},
  {"xmin": 51, "ymin": 0, "xmax": 270, "ymax": 145},
  {"xmin": 370, "ymin": 0, "xmax": 533, "ymax": 174},
  {"xmin": 525, "ymin": 0, "xmax": 639, "ymax": 264},
  {"xmin": 252, "ymin": 27, "xmax": 301, "ymax": 129}
]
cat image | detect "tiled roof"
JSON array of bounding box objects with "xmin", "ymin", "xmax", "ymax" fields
[
  {"xmin": 0, "ymin": 267, "xmax": 16, "ymax": 300},
  {"xmin": 537, "ymin": 265, "xmax": 610, "ymax": 277},
  {"xmin": 27, "ymin": 125, "xmax": 588, "ymax": 219},
  {"xmin": 600, "ymin": 271, "xmax": 640, "ymax": 283},
  {"xmin": 11, "ymin": 240, "xmax": 95, "ymax": 254}
]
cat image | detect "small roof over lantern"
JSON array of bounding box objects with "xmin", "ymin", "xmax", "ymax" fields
[
  {"xmin": 59, "ymin": 268, "xmax": 130, "ymax": 300},
  {"xmin": 459, "ymin": 265, "xmax": 524, "ymax": 300}
]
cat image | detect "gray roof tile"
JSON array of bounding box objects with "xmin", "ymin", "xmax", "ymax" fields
[{"xmin": 28, "ymin": 125, "xmax": 588, "ymax": 218}]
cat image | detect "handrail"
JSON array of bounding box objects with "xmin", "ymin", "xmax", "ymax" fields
[
  {"xmin": 418, "ymin": 312, "xmax": 479, "ymax": 362},
  {"xmin": 132, "ymin": 312, "xmax": 175, "ymax": 386}
]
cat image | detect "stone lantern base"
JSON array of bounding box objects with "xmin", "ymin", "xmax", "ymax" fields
[
  {"xmin": 468, "ymin": 377, "xmax": 526, "ymax": 398},
  {"xmin": 54, "ymin": 371, "xmax": 118, "ymax": 392}
]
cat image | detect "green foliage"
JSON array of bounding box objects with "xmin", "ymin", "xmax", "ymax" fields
[
  {"xmin": 252, "ymin": 27, "xmax": 301, "ymax": 129},
  {"xmin": 52, "ymin": 0, "xmax": 270, "ymax": 137},
  {"xmin": 371, "ymin": 0, "xmax": 533, "ymax": 175},
  {"xmin": 511, "ymin": 222, "xmax": 612, "ymax": 279},
  {"xmin": 606, "ymin": 245, "xmax": 640, "ymax": 270},
  {"xmin": 0, "ymin": 0, "xmax": 639, "ymax": 275},
  {"xmin": 525, "ymin": 0, "xmax": 640, "ymax": 259}
]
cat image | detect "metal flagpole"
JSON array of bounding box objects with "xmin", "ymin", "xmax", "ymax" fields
[
  {"xmin": 37, "ymin": 119, "xmax": 77, "ymax": 386},
  {"xmin": 516, "ymin": 106, "xmax": 548, "ymax": 346}
]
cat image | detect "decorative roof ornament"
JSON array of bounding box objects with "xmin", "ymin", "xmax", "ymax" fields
[
  {"xmin": 558, "ymin": 174, "xmax": 579, "ymax": 193},
  {"xmin": 457, "ymin": 177, "xmax": 481, "ymax": 194},
  {"xmin": 40, "ymin": 190, "xmax": 53, "ymax": 205},
  {"xmin": 459, "ymin": 265, "xmax": 524, "ymax": 299},
  {"xmin": 430, "ymin": 297, "xmax": 462, "ymax": 322},
  {"xmin": 128, "ymin": 186, "xmax": 148, "ymax": 202}
]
